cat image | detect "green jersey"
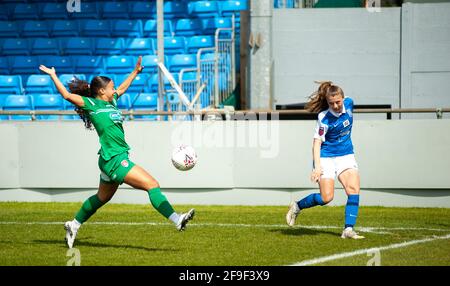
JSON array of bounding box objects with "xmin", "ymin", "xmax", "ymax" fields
[{"xmin": 80, "ymin": 93, "xmax": 130, "ymax": 160}]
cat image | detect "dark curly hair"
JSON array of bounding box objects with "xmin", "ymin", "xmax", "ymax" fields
[{"xmin": 68, "ymin": 76, "xmax": 112, "ymax": 130}]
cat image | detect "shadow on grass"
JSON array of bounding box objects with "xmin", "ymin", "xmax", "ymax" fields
[
  {"xmin": 32, "ymin": 239, "xmax": 178, "ymax": 252},
  {"xmin": 268, "ymin": 227, "xmax": 339, "ymax": 237}
]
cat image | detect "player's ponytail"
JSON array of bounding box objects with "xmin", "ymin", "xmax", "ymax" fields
[{"xmin": 305, "ymin": 81, "xmax": 333, "ymax": 113}]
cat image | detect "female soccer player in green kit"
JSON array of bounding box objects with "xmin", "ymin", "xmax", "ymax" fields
[{"xmin": 39, "ymin": 57, "xmax": 195, "ymax": 249}]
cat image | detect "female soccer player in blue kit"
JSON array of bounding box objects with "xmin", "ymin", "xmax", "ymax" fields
[{"xmin": 286, "ymin": 81, "xmax": 364, "ymax": 239}]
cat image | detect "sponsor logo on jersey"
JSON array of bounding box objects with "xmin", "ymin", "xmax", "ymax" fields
[
  {"xmin": 121, "ymin": 160, "xmax": 129, "ymax": 168},
  {"xmin": 319, "ymin": 127, "xmax": 324, "ymax": 136},
  {"xmin": 343, "ymin": 119, "xmax": 350, "ymax": 128}
]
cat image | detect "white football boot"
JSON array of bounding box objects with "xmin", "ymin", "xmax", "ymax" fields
[
  {"xmin": 64, "ymin": 221, "xmax": 79, "ymax": 248},
  {"xmin": 341, "ymin": 227, "xmax": 365, "ymax": 239},
  {"xmin": 286, "ymin": 201, "xmax": 300, "ymax": 227},
  {"xmin": 176, "ymin": 209, "xmax": 195, "ymax": 231}
]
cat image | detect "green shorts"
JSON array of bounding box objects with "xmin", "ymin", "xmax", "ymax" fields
[{"xmin": 98, "ymin": 152, "xmax": 135, "ymax": 185}]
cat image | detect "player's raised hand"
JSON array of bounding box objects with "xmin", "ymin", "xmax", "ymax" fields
[
  {"xmin": 134, "ymin": 56, "xmax": 144, "ymax": 73},
  {"xmin": 39, "ymin": 65, "xmax": 56, "ymax": 76}
]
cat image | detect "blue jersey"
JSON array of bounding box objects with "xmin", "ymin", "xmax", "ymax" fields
[{"xmin": 313, "ymin": 97, "xmax": 354, "ymax": 157}]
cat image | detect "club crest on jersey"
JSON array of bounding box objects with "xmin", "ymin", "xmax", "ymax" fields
[
  {"xmin": 343, "ymin": 119, "xmax": 350, "ymax": 128},
  {"xmin": 319, "ymin": 127, "xmax": 324, "ymax": 136},
  {"xmin": 121, "ymin": 160, "xmax": 129, "ymax": 168}
]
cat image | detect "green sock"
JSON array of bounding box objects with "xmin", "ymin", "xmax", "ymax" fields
[
  {"xmin": 74, "ymin": 195, "xmax": 106, "ymax": 224},
  {"xmin": 148, "ymin": 187, "xmax": 175, "ymax": 219}
]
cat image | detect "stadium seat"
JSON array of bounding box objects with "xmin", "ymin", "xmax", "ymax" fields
[
  {"xmin": 169, "ymin": 54, "xmax": 197, "ymax": 72},
  {"xmin": 164, "ymin": 36, "xmax": 187, "ymax": 55},
  {"xmin": 59, "ymin": 74, "xmax": 86, "ymax": 90},
  {"xmin": 130, "ymin": 92, "xmax": 158, "ymax": 120},
  {"xmin": 101, "ymin": 2, "xmax": 129, "ymax": 19},
  {"xmin": 49, "ymin": 20, "xmax": 79, "ymax": 37},
  {"xmin": 0, "ymin": 57, "xmax": 10, "ymax": 74},
  {"xmin": 62, "ymin": 99, "xmax": 78, "ymax": 120},
  {"xmin": 174, "ymin": 18, "xmax": 203, "ymax": 36},
  {"xmin": 21, "ymin": 21, "xmax": 49, "ymax": 38},
  {"xmin": 30, "ymin": 38, "xmax": 60, "ymax": 56},
  {"xmin": 124, "ymin": 38, "xmax": 154, "ymax": 55},
  {"xmin": 74, "ymin": 55, "xmax": 105, "ymax": 74},
  {"xmin": 2, "ymin": 95, "xmax": 33, "ymax": 120},
  {"xmin": 10, "ymin": 56, "xmax": 39, "ymax": 74},
  {"xmin": 80, "ymin": 20, "xmax": 111, "ymax": 37},
  {"xmin": 117, "ymin": 93, "xmax": 131, "ymax": 110},
  {"xmin": 0, "ymin": 21, "xmax": 21, "ymax": 38},
  {"xmin": 105, "ymin": 55, "xmax": 135, "ymax": 74},
  {"xmin": 94, "ymin": 37, "xmax": 124, "ymax": 55},
  {"xmin": 111, "ymin": 20, "xmax": 143, "ymax": 38},
  {"xmin": 221, "ymin": 0, "xmax": 248, "ymax": 16},
  {"xmin": 40, "ymin": 2, "xmax": 70, "ymax": 20},
  {"xmin": 69, "ymin": 2, "xmax": 99, "ymax": 19},
  {"xmin": 39, "ymin": 56, "xmax": 74, "ymax": 74},
  {"xmin": 0, "ymin": 75, "xmax": 24, "ymax": 95},
  {"xmin": 0, "ymin": 7, "xmax": 9, "ymax": 21},
  {"xmin": 143, "ymin": 19, "xmax": 173, "ymax": 37},
  {"xmin": 32, "ymin": 93, "xmax": 64, "ymax": 120},
  {"xmin": 162, "ymin": 1, "xmax": 188, "ymax": 19},
  {"xmin": 12, "ymin": 4, "xmax": 39, "ymax": 20},
  {"xmin": 25, "ymin": 74, "xmax": 55, "ymax": 94},
  {"xmin": 117, "ymin": 72, "xmax": 151, "ymax": 94},
  {"xmin": 149, "ymin": 73, "xmax": 178, "ymax": 93},
  {"xmin": 202, "ymin": 17, "xmax": 232, "ymax": 35},
  {"xmin": 188, "ymin": 1, "xmax": 220, "ymax": 19},
  {"xmin": 141, "ymin": 55, "xmax": 169, "ymax": 73},
  {"xmin": 61, "ymin": 37, "xmax": 93, "ymax": 55},
  {"xmin": 2, "ymin": 38, "xmax": 30, "ymax": 56},
  {"xmin": 186, "ymin": 35, "xmax": 214, "ymax": 54},
  {"xmin": 128, "ymin": 1, "xmax": 155, "ymax": 20}
]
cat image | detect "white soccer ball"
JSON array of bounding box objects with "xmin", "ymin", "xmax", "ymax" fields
[{"xmin": 171, "ymin": 144, "xmax": 198, "ymax": 171}]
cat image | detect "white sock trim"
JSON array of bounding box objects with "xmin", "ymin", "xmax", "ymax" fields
[{"xmin": 168, "ymin": 212, "xmax": 180, "ymax": 224}]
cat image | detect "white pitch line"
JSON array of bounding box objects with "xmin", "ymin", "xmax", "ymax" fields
[
  {"xmin": 0, "ymin": 221, "xmax": 448, "ymax": 234},
  {"xmin": 290, "ymin": 233, "xmax": 450, "ymax": 266}
]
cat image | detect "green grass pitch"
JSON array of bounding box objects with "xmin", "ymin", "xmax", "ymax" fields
[{"xmin": 0, "ymin": 202, "xmax": 449, "ymax": 266}]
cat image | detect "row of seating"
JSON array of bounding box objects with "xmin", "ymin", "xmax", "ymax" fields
[
  {"xmin": 0, "ymin": 18, "xmax": 236, "ymax": 39},
  {"xmin": 273, "ymin": 0, "xmax": 364, "ymax": 8},
  {"xmin": 0, "ymin": 1, "xmax": 247, "ymax": 21},
  {"xmin": 1, "ymin": 35, "xmax": 218, "ymax": 56}
]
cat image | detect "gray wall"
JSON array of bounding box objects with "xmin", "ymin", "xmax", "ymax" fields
[{"xmin": 1, "ymin": 120, "xmax": 450, "ymax": 207}]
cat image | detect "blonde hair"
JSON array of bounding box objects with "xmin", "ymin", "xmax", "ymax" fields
[{"xmin": 305, "ymin": 81, "xmax": 344, "ymax": 113}]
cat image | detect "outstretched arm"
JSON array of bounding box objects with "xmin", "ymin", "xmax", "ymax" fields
[
  {"xmin": 116, "ymin": 56, "xmax": 144, "ymax": 97},
  {"xmin": 39, "ymin": 65, "xmax": 84, "ymax": 107}
]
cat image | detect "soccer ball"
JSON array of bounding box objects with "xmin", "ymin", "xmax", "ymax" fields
[{"xmin": 171, "ymin": 144, "xmax": 198, "ymax": 171}]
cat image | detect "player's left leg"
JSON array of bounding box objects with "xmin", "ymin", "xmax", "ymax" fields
[{"xmin": 338, "ymin": 168, "xmax": 364, "ymax": 239}]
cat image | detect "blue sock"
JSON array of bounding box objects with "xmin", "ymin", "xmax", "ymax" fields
[
  {"xmin": 345, "ymin": 194, "xmax": 360, "ymax": 228},
  {"xmin": 297, "ymin": 193, "xmax": 325, "ymax": 210}
]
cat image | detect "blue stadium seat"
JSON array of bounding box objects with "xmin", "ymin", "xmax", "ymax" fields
[
  {"xmin": 221, "ymin": 0, "xmax": 248, "ymax": 16},
  {"xmin": 2, "ymin": 38, "xmax": 30, "ymax": 56},
  {"xmin": 101, "ymin": 2, "xmax": 129, "ymax": 19},
  {"xmin": 111, "ymin": 20, "xmax": 143, "ymax": 38},
  {"xmin": 62, "ymin": 100, "xmax": 78, "ymax": 120},
  {"xmin": 32, "ymin": 93, "xmax": 64, "ymax": 120},
  {"xmin": 141, "ymin": 55, "xmax": 169, "ymax": 73},
  {"xmin": 105, "ymin": 55, "xmax": 135, "ymax": 74},
  {"xmin": 162, "ymin": 1, "xmax": 188, "ymax": 19},
  {"xmin": 30, "ymin": 38, "xmax": 60, "ymax": 55},
  {"xmin": 2, "ymin": 95, "xmax": 33, "ymax": 120},
  {"xmin": 130, "ymin": 92, "xmax": 158, "ymax": 120},
  {"xmin": 25, "ymin": 74, "xmax": 55, "ymax": 94},
  {"xmin": 9, "ymin": 56, "xmax": 39, "ymax": 74},
  {"xmin": 61, "ymin": 37, "xmax": 93, "ymax": 55},
  {"xmin": 12, "ymin": 4, "xmax": 39, "ymax": 20},
  {"xmin": 49, "ymin": 20, "xmax": 79, "ymax": 37},
  {"xmin": 128, "ymin": 1, "xmax": 155, "ymax": 20},
  {"xmin": 0, "ymin": 75, "xmax": 24, "ymax": 95},
  {"xmin": 117, "ymin": 93, "xmax": 131, "ymax": 110},
  {"xmin": 69, "ymin": 2, "xmax": 99, "ymax": 19},
  {"xmin": 0, "ymin": 21, "xmax": 21, "ymax": 38},
  {"xmin": 39, "ymin": 56, "xmax": 73, "ymax": 74},
  {"xmin": 74, "ymin": 55, "xmax": 105, "ymax": 74},
  {"xmin": 164, "ymin": 36, "xmax": 187, "ymax": 55},
  {"xmin": 80, "ymin": 20, "xmax": 110, "ymax": 37},
  {"xmin": 143, "ymin": 19, "xmax": 173, "ymax": 37},
  {"xmin": 0, "ymin": 57, "xmax": 10, "ymax": 74},
  {"xmin": 117, "ymin": 72, "xmax": 151, "ymax": 94},
  {"xmin": 186, "ymin": 35, "xmax": 214, "ymax": 54},
  {"xmin": 169, "ymin": 54, "xmax": 197, "ymax": 72},
  {"xmin": 124, "ymin": 38, "xmax": 154, "ymax": 55},
  {"xmin": 188, "ymin": 1, "xmax": 220, "ymax": 19},
  {"xmin": 59, "ymin": 74, "xmax": 86, "ymax": 90},
  {"xmin": 0, "ymin": 6, "xmax": 9, "ymax": 21},
  {"xmin": 174, "ymin": 18, "xmax": 203, "ymax": 36},
  {"xmin": 40, "ymin": 2, "xmax": 70, "ymax": 20},
  {"xmin": 94, "ymin": 37, "xmax": 124, "ymax": 55},
  {"xmin": 202, "ymin": 17, "xmax": 232, "ymax": 35},
  {"xmin": 21, "ymin": 21, "xmax": 49, "ymax": 38},
  {"xmin": 149, "ymin": 72, "xmax": 178, "ymax": 92}
]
